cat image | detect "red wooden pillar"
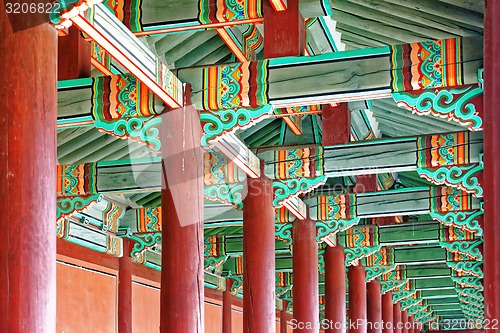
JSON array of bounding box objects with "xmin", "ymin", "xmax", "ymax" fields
[
  {"xmin": 484, "ymin": 0, "xmax": 500, "ymax": 326},
  {"xmin": 348, "ymin": 265, "xmax": 367, "ymax": 333},
  {"xmin": 382, "ymin": 292, "xmax": 394, "ymax": 333},
  {"xmin": 119, "ymin": 239, "xmax": 133, "ymax": 333},
  {"xmin": 407, "ymin": 316, "xmax": 412, "ymax": 333},
  {"xmin": 58, "ymin": 25, "xmax": 91, "ymax": 80},
  {"xmin": 281, "ymin": 301, "xmax": 289, "ymax": 333},
  {"xmin": 223, "ymin": 279, "xmax": 233, "ymax": 333},
  {"xmin": 249, "ymin": 2, "xmax": 304, "ymax": 330},
  {"xmin": 393, "ymin": 302, "xmax": 402, "ymax": 333},
  {"xmin": 323, "ymin": 103, "xmax": 350, "ymax": 333},
  {"xmin": 324, "ymin": 245, "xmax": 347, "ymax": 333},
  {"xmin": 0, "ymin": 8, "xmax": 57, "ymax": 331},
  {"xmin": 355, "ymin": 174, "xmax": 378, "ymax": 193},
  {"xmin": 322, "ymin": 103, "xmax": 351, "ymax": 145},
  {"xmin": 160, "ymin": 92, "xmax": 204, "ymax": 332},
  {"xmin": 264, "ymin": 0, "xmax": 305, "ymax": 58},
  {"xmin": 401, "ymin": 310, "xmax": 408, "ymax": 333},
  {"xmin": 367, "ymin": 279, "xmax": 382, "ymax": 333},
  {"xmin": 243, "ymin": 165, "xmax": 275, "ymax": 333},
  {"xmin": 293, "ymin": 216, "xmax": 319, "ymax": 332}
]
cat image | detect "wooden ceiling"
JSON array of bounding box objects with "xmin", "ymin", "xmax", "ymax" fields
[{"xmin": 55, "ymin": 0, "xmax": 485, "ymax": 327}]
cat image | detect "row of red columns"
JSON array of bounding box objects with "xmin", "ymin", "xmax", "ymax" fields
[{"xmin": 2, "ymin": 0, "xmax": 499, "ymax": 331}]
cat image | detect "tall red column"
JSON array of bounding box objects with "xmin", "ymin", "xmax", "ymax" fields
[
  {"xmin": 293, "ymin": 217, "xmax": 319, "ymax": 332},
  {"xmin": 281, "ymin": 301, "xmax": 289, "ymax": 333},
  {"xmin": 348, "ymin": 265, "xmax": 367, "ymax": 333},
  {"xmin": 58, "ymin": 26, "xmax": 91, "ymax": 80},
  {"xmin": 401, "ymin": 310, "xmax": 408, "ymax": 333},
  {"xmin": 382, "ymin": 292, "xmax": 394, "ymax": 333},
  {"xmin": 323, "ymin": 103, "xmax": 350, "ymax": 333},
  {"xmin": 263, "ymin": 0, "xmax": 305, "ymax": 58},
  {"xmin": 484, "ymin": 0, "xmax": 500, "ymax": 326},
  {"xmin": 243, "ymin": 166, "xmax": 275, "ymax": 333},
  {"xmin": 160, "ymin": 98, "xmax": 204, "ymax": 332},
  {"xmin": 0, "ymin": 7, "xmax": 57, "ymax": 332},
  {"xmin": 325, "ymin": 245, "xmax": 347, "ymax": 333},
  {"xmin": 367, "ymin": 279, "xmax": 382, "ymax": 333},
  {"xmin": 223, "ymin": 279, "xmax": 233, "ymax": 333},
  {"xmin": 119, "ymin": 239, "xmax": 133, "ymax": 333},
  {"xmin": 409, "ymin": 316, "xmax": 414, "ymax": 333},
  {"xmin": 393, "ymin": 302, "xmax": 402, "ymax": 333}
]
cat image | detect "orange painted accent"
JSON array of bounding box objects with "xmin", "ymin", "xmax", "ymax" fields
[
  {"xmin": 283, "ymin": 116, "xmax": 302, "ymax": 135},
  {"xmin": 91, "ymin": 57, "xmax": 113, "ymax": 76},
  {"xmin": 217, "ymin": 28, "xmax": 249, "ymax": 62}
]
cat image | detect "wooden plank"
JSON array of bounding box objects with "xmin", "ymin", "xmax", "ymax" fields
[
  {"xmin": 382, "ymin": 0, "xmax": 483, "ymax": 30},
  {"xmin": 332, "ymin": 10, "xmax": 427, "ymax": 43},
  {"xmin": 346, "ymin": 0, "xmax": 481, "ymax": 36},
  {"xmin": 331, "ymin": 0, "xmax": 455, "ymax": 40}
]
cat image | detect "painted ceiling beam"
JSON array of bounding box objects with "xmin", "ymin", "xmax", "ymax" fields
[
  {"xmin": 263, "ymin": 131, "xmax": 483, "ymax": 178},
  {"xmin": 59, "ymin": 158, "xmax": 481, "ymax": 225},
  {"xmin": 307, "ymin": 186, "xmax": 480, "ymax": 221},
  {"xmin": 82, "ymin": 0, "xmax": 329, "ymax": 35},
  {"xmin": 177, "ymin": 36, "xmax": 482, "ymax": 111}
]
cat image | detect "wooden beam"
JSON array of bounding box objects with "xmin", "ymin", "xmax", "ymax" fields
[
  {"xmin": 308, "ymin": 186, "xmax": 480, "ymax": 221},
  {"xmin": 178, "ymin": 36, "xmax": 482, "ymax": 110},
  {"xmin": 54, "ymin": 4, "xmax": 184, "ymax": 109}
]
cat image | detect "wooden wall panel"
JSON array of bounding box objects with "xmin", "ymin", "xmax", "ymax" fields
[
  {"xmin": 56, "ymin": 262, "xmax": 117, "ymax": 332},
  {"xmin": 232, "ymin": 306, "xmax": 244, "ymax": 333},
  {"xmin": 132, "ymin": 282, "xmax": 160, "ymax": 333},
  {"xmin": 205, "ymin": 300, "xmax": 223, "ymax": 332}
]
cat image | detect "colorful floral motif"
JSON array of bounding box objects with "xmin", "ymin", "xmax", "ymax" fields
[
  {"xmin": 429, "ymin": 186, "xmax": 473, "ymax": 213},
  {"xmin": 416, "ymin": 132, "xmax": 470, "ymax": 168},
  {"xmin": 204, "ymin": 151, "xmax": 247, "ymax": 185},
  {"xmin": 137, "ymin": 207, "xmax": 162, "ymax": 232},
  {"xmin": 272, "ymin": 146, "xmax": 324, "ymax": 179},
  {"xmin": 314, "ymin": 194, "xmax": 356, "ymax": 221},
  {"xmin": 57, "ymin": 163, "xmax": 98, "ymax": 197},
  {"xmin": 92, "ymin": 74, "xmax": 160, "ymax": 120},
  {"xmin": 202, "ymin": 60, "xmax": 268, "ymax": 111},
  {"xmin": 198, "ymin": 0, "xmax": 262, "ymax": 24},
  {"xmin": 390, "ymin": 38, "xmax": 463, "ymax": 92}
]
